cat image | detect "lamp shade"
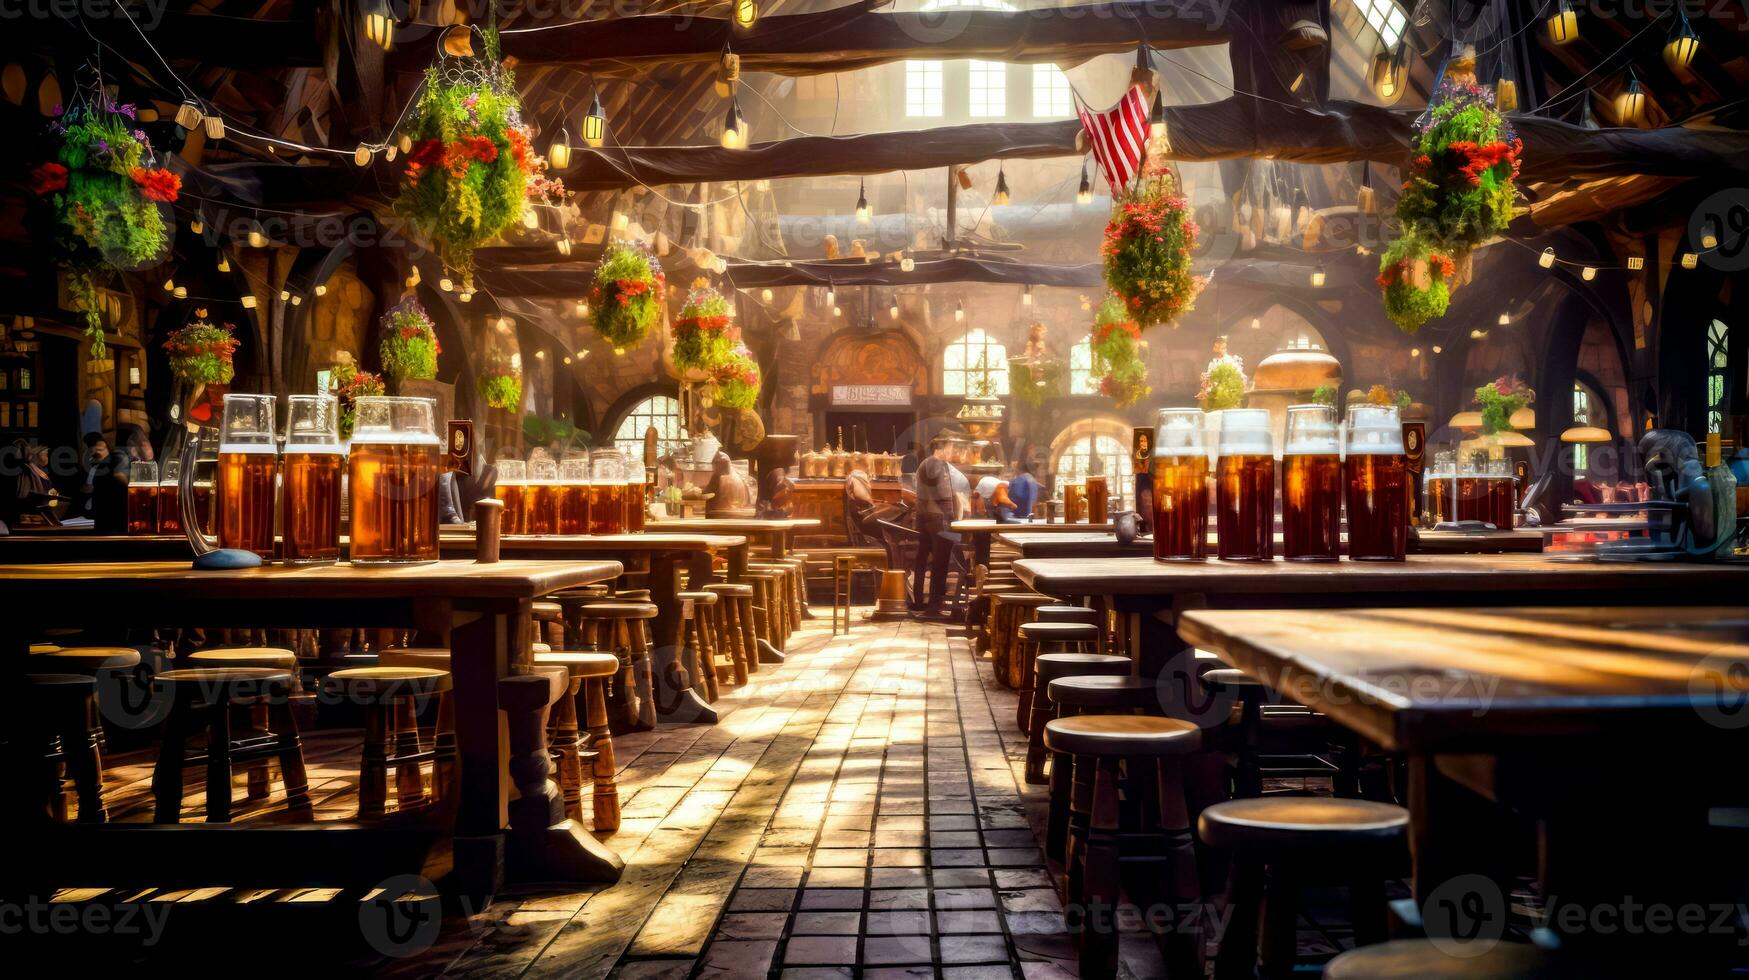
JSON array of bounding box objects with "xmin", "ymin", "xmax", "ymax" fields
[
  {"xmin": 1493, "ymin": 431, "xmax": 1536, "ymax": 448},
  {"xmin": 1449, "ymin": 411, "xmax": 1484, "ymax": 430},
  {"xmin": 1509, "ymin": 407, "xmax": 1535, "ymax": 430},
  {"xmin": 1561, "ymin": 425, "xmax": 1613, "ymax": 443}
]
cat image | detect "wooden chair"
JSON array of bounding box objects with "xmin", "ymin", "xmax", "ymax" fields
[
  {"xmin": 1199, "ymin": 796, "xmax": 1410, "ymax": 979},
  {"xmin": 830, "ymin": 553, "xmax": 881, "ymax": 634},
  {"xmin": 323, "ymin": 666, "xmax": 454, "ymax": 818},
  {"xmin": 151, "ymin": 668, "xmax": 310, "ymax": 823}
]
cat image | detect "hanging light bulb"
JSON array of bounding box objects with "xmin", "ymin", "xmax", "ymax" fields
[
  {"xmin": 162, "ymin": 277, "xmax": 175, "ymax": 292},
  {"xmin": 398, "ymin": 133, "xmax": 412, "ymax": 154},
  {"xmin": 855, "ymin": 180, "xmax": 871, "ymax": 224},
  {"xmin": 240, "ymin": 294, "xmax": 257, "ymax": 309},
  {"xmin": 407, "ymin": 267, "xmax": 421, "ymax": 287},
  {"xmin": 354, "ymin": 144, "xmax": 373, "ymax": 167},
  {"xmin": 556, "ymin": 239, "xmax": 572, "ymax": 256},
  {"xmin": 314, "ymin": 284, "xmax": 327, "ymax": 297},
  {"xmin": 1581, "ymin": 266, "xmax": 1597, "ymax": 281},
  {"xmin": 1076, "ymin": 162, "xmax": 1092, "ymax": 205},
  {"xmin": 1371, "ymin": 42, "xmax": 1407, "ymax": 101},
  {"xmin": 1471, "ymin": 329, "xmax": 1488, "ymax": 339},
  {"xmin": 1681, "ymin": 252, "xmax": 1699, "ymax": 269},
  {"xmin": 720, "ymin": 100, "xmax": 745, "ymax": 150},
  {"xmin": 548, "ymin": 129, "xmax": 571, "ymax": 170},
  {"xmin": 203, "ymin": 114, "xmax": 225, "ymax": 141},
  {"xmin": 385, "ymin": 144, "xmax": 397, "ymax": 162},
  {"xmin": 760, "ymin": 287, "xmax": 773, "ymax": 302},
  {"xmin": 279, "ymin": 289, "xmax": 290, "ymax": 301},
  {"xmin": 1547, "ymin": 0, "xmax": 1577, "ymax": 44},
  {"xmin": 1614, "ymin": 71, "xmax": 1647, "ymax": 125},
  {"xmin": 575, "ymin": 299, "xmax": 589, "ymax": 318},
  {"xmin": 173, "ymin": 286, "xmax": 188, "ymax": 299},
  {"xmin": 363, "ymin": 0, "xmax": 395, "ymax": 49},
  {"xmin": 190, "ymin": 216, "xmax": 204, "ymax": 235},
  {"xmin": 439, "ymin": 277, "xmax": 454, "ymax": 292},
  {"xmin": 825, "ymin": 281, "xmax": 835, "ymax": 306},
  {"xmin": 1411, "ymin": 347, "xmax": 1421, "ymax": 358},
  {"xmin": 246, "ymin": 223, "xmax": 267, "ymax": 248},
  {"xmin": 175, "ymin": 99, "xmax": 202, "ymax": 130},
  {"xmin": 1627, "ymin": 256, "xmax": 1645, "ymax": 271},
  {"xmin": 734, "ymin": 0, "xmax": 758, "ymax": 28},
  {"xmin": 584, "ymin": 93, "xmax": 606, "ymax": 147},
  {"xmin": 458, "ymin": 290, "xmax": 473, "ymax": 303},
  {"xmin": 832, "ymin": 306, "xmax": 842, "ymax": 317},
  {"xmin": 1498, "ymin": 309, "xmax": 1511, "ymax": 326},
  {"xmin": 1702, "ymin": 220, "xmax": 1719, "ymax": 250},
  {"xmin": 954, "ymin": 299, "xmax": 965, "ymax": 322},
  {"xmin": 1666, "ymin": 13, "xmax": 1701, "ymax": 70},
  {"xmin": 1432, "ymin": 345, "xmax": 1442, "ymax": 354},
  {"xmin": 1022, "ymin": 284, "xmax": 1032, "ymax": 307},
  {"xmin": 890, "ymin": 303, "xmax": 900, "ymax": 319},
  {"xmin": 1310, "ymin": 264, "xmax": 1327, "ymax": 288},
  {"xmin": 216, "ymin": 255, "xmax": 230, "ymax": 273},
  {"xmin": 992, "ymin": 168, "xmax": 1010, "ymax": 206},
  {"xmin": 1250, "ymin": 317, "xmax": 1261, "ymax": 330},
  {"xmin": 1539, "ymin": 247, "xmax": 1557, "ymax": 268},
  {"xmin": 290, "ymin": 293, "xmax": 302, "ymax": 306}
]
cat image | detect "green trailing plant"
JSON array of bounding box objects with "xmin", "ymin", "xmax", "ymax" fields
[
  {"xmin": 163, "ymin": 317, "xmax": 239, "ymax": 386},
  {"xmin": 1366, "ymin": 384, "xmax": 1414, "ymax": 411},
  {"xmin": 1376, "ymin": 233, "xmax": 1454, "ymax": 335},
  {"xmin": 591, "ymin": 239, "xmax": 666, "ymax": 353},
  {"xmin": 378, "ymin": 297, "xmax": 441, "ymax": 382},
  {"xmin": 1310, "ymin": 383, "xmax": 1338, "ymax": 407},
  {"xmin": 1008, "ymin": 358, "xmax": 1063, "ymax": 409},
  {"xmin": 712, "ymin": 346, "xmax": 762, "ymax": 410},
  {"xmin": 1100, "ymin": 169, "xmax": 1200, "ymax": 329},
  {"xmin": 331, "ymin": 367, "xmax": 385, "ymax": 439},
  {"xmin": 1089, "ymin": 297, "xmax": 1150, "ymax": 408},
  {"xmin": 672, "ymin": 281, "xmax": 737, "ymax": 373},
  {"xmin": 478, "ymin": 357, "xmax": 523, "ymax": 411},
  {"xmin": 34, "ymin": 91, "xmax": 179, "ymax": 357},
  {"xmin": 1198, "ymin": 361, "xmax": 1246, "ymax": 412},
  {"xmin": 1475, "ymin": 376, "xmax": 1533, "ymax": 435},
  {"xmin": 394, "ymin": 27, "xmax": 562, "ymax": 290},
  {"xmin": 523, "ymin": 412, "xmax": 588, "ymax": 450}
]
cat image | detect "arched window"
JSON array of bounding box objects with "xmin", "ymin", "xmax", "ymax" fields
[
  {"xmin": 612, "ymin": 394, "xmax": 686, "ymax": 459},
  {"xmin": 1707, "ymin": 318, "xmax": 1729, "ymax": 435},
  {"xmin": 1049, "ymin": 418, "xmax": 1135, "ymax": 511},
  {"xmin": 1067, "ymin": 335, "xmax": 1096, "ymax": 395},
  {"xmin": 1572, "ymin": 382, "xmax": 1596, "ymax": 473},
  {"xmin": 1354, "ymin": 0, "xmax": 1408, "ymax": 46},
  {"xmin": 942, "ymin": 329, "xmax": 1010, "ymax": 396}
]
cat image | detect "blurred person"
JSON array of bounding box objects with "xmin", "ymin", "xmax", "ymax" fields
[
  {"xmin": 911, "ymin": 435, "xmax": 960, "ymax": 617},
  {"xmin": 83, "ymin": 432, "xmax": 130, "ymax": 533}
]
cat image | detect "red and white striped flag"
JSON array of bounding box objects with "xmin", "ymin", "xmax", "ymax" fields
[{"xmin": 1074, "ymin": 84, "xmax": 1150, "ymax": 193}]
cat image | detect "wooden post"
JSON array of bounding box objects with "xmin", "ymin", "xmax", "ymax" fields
[{"xmin": 475, "ymin": 498, "xmax": 503, "ymax": 563}]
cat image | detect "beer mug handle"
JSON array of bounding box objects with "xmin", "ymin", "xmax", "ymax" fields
[{"xmin": 180, "ymin": 426, "xmax": 220, "ymax": 557}]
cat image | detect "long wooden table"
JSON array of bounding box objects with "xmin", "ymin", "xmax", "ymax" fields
[
  {"xmin": 1178, "ymin": 605, "xmax": 1749, "ymax": 966},
  {"xmin": 0, "ymin": 533, "xmax": 194, "ymax": 563},
  {"xmin": 439, "ymin": 532, "xmax": 745, "ymax": 724},
  {"xmin": 997, "ymin": 528, "xmax": 1544, "ymax": 560},
  {"xmin": 953, "ymin": 518, "xmax": 1116, "ymax": 567},
  {"xmin": 0, "ymin": 559, "xmax": 623, "ymax": 896},
  {"xmin": 646, "ymin": 517, "xmax": 820, "ymax": 571}
]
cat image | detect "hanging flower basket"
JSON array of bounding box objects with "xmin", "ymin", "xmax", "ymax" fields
[
  {"xmin": 712, "ymin": 346, "xmax": 762, "ymax": 410},
  {"xmin": 1475, "ymin": 376, "xmax": 1534, "ymax": 435},
  {"xmin": 671, "ymin": 280, "xmax": 738, "ymax": 377},
  {"xmin": 378, "ymin": 297, "xmax": 441, "ymax": 383},
  {"xmin": 393, "ymin": 27, "xmax": 557, "ymax": 289},
  {"xmin": 1377, "ymin": 234, "xmax": 1455, "ymax": 335},
  {"xmin": 1008, "ymin": 357, "xmax": 1063, "ymax": 409},
  {"xmin": 591, "ymin": 239, "xmax": 666, "ymax": 353},
  {"xmin": 1089, "ymin": 297, "xmax": 1150, "ymax": 409},
  {"xmin": 1100, "ymin": 169, "xmax": 1200, "ymax": 329},
  {"xmin": 36, "ymin": 93, "xmax": 177, "ymax": 357},
  {"xmin": 477, "ymin": 359, "xmax": 523, "ymax": 411},
  {"xmin": 332, "ymin": 368, "xmax": 385, "ymax": 439},
  {"xmin": 163, "ymin": 318, "xmax": 239, "ymax": 386}
]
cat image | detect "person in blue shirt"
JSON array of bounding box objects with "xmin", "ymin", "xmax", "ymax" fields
[{"xmin": 1007, "ymin": 461, "xmax": 1040, "ymax": 521}]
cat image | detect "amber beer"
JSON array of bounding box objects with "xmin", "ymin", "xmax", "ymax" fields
[
  {"xmin": 624, "ymin": 478, "xmax": 646, "ymax": 532},
  {"xmin": 126, "ymin": 460, "xmax": 159, "ymax": 535},
  {"xmin": 1085, "ymin": 474, "xmax": 1109, "ymax": 524},
  {"xmin": 589, "ymin": 481, "xmax": 623, "ymax": 534},
  {"xmin": 1063, "ymin": 481, "xmax": 1087, "ymax": 524},
  {"xmin": 1424, "ymin": 473, "xmax": 1454, "ymax": 525},
  {"xmin": 160, "ymin": 480, "xmax": 212, "ymax": 535},
  {"xmin": 494, "ymin": 459, "xmax": 528, "ymax": 535},
  {"xmin": 526, "ymin": 459, "xmax": 557, "ymax": 535},
  {"xmin": 1215, "ymin": 409, "xmax": 1275, "ymax": 561},
  {"xmin": 216, "ymin": 448, "xmax": 279, "ymax": 557},
  {"xmin": 557, "ymin": 458, "xmax": 590, "ymax": 535},
  {"xmin": 1344, "ymin": 404, "xmax": 1408, "ymax": 561},
  {"xmin": 1151, "ymin": 408, "xmax": 1208, "ymax": 561},
  {"xmin": 348, "ymin": 396, "xmax": 442, "ymax": 563},
  {"xmin": 283, "ymin": 451, "xmax": 343, "ymax": 562},
  {"xmin": 1281, "ymin": 405, "xmax": 1341, "ymax": 561}
]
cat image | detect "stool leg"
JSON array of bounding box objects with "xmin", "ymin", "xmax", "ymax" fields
[
  {"xmin": 358, "ymin": 702, "xmax": 390, "ymax": 818},
  {"xmin": 431, "ymin": 691, "xmax": 458, "ymax": 803},
  {"xmin": 60, "ymin": 695, "xmax": 106, "ymax": 823},
  {"xmin": 245, "ymin": 702, "xmax": 271, "ymax": 801},
  {"xmin": 1348, "ymin": 875, "xmax": 1388, "ymax": 948},
  {"xmin": 584, "ymin": 677, "xmax": 620, "ymax": 832},
  {"xmin": 1023, "ymin": 651, "xmax": 1053, "ymax": 784},
  {"xmin": 1075, "ymin": 755, "xmax": 1123, "ymax": 979},
  {"xmin": 1257, "ymin": 867, "xmax": 1299, "ymax": 979},
  {"xmin": 725, "ymin": 599, "xmax": 750, "ymax": 685},
  {"xmin": 393, "ymin": 696, "xmax": 426, "ymax": 808},
  {"xmin": 552, "ymin": 675, "xmax": 585, "ymax": 822},
  {"xmin": 699, "ymin": 607, "xmax": 721, "ymax": 702},
  {"xmin": 1150, "ymin": 755, "xmax": 1204, "ymax": 978},
  {"xmin": 1045, "ymin": 743, "xmax": 1071, "ymax": 862},
  {"xmin": 204, "ymin": 700, "xmax": 233, "ymax": 822},
  {"xmin": 633, "ymin": 622, "xmax": 657, "ymax": 730},
  {"xmin": 1063, "ymin": 753, "xmax": 1093, "ymax": 907},
  {"xmin": 1016, "ymin": 642, "xmax": 1036, "ymax": 732},
  {"xmin": 268, "ymin": 698, "xmax": 312, "ymax": 819},
  {"xmin": 1211, "ymin": 856, "xmax": 1266, "ymax": 980},
  {"xmin": 151, "ymin": 694, "xmax": 190, "ymax": 823}
]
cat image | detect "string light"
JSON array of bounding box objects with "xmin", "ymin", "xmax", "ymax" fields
[
  {"xmin": 1627, "ymin": 256, "xmax": 1645, "ymax": 271},
  {"xmin": 854, "ymin": 181, "xmax": 870, "ymax": 224},
  {"xmin": 1310, "ymin": 264, "xmax": 1326, "ymax": 288},
  {"xmin": 1665, "ymin": 11, "xmax": 1700, "ymax": 70},
  {"xmin": 1250, "ymin": 317, "xmax": 1261, "ymax": 330},
  {"xmin": 992, "ymin": 168, "xmax": 1010, "ymax": 206},
  {"xmin": 246, "ymin": 223, "xmax": 267, "ymax": 248},
  {"xmin": 1614, "ymin": 70, "xmax": 1646, "ymax": 125},
  {"xmin": 289, "ymin": 293, "xmax": 302, "ymax": 306},
  {"xmin": 1471, "ymin": 329, "xmax": 1488, "ymax": 339},
  {"xmin": 162, "ymin": 278, "xmax": 175, "ymax": 292},
  {"xmin": 173, "ymin": 286, "xmax": 187, "ymax": 299},
  {"xmin": 216, "ymin": 255, "xmax": 230, "ymax": 272},
  {"xmin": 549, "ymin": 129, "xmax": 572, "ymax": 170},
  {"xmin": 720, "ymin": 100, "xmax": 746, "ymax": 150},
  {"xmin": 1432, "ymin": 345, "xmax": 1443, "ymax": 354},
  {"xmin": 575, "ymin": 300, "xmax": 589, "ymax": 317},
  {"xmin": 1076, "ymin": 163, "xmax": 1092, "ymax": 205},
  {"xmin": 1547, "ymin": 0, "xmax": 1578, "ymax": 45},
  {"xmin": 279, "ymin": 289, "xmax": 290, "ymax": 301},
  {"xmin": 760, "ymin": 288, "xmax": 773, "ymax": 302},
  {"xmin": 734, "ymin": 0, "xmax": 758, "ymax": 28},
  {"xmin": 1581, "ymin": 266, "xmax": 1596, "ymax": 281},
  {"xmin": 556, "ymin": 239, "xmax": 572, "ymax": 256},
  {"xmin": 1681, "ymin": 252, "xmax": 1699, "ymax": 269},
  {"xmin": 1022, "ymin": 284, "xmax": 1032, "ymax": 307},
  {"xmin": 458, "ymin": 290, "xmax": 473, "ymax": 302},
  {"xmin": 353, "ymin": 144, "xmax": 373, "ymax": 167},
  {"xmin": 583, "ymin": 93, "xmax": 606, "ymax": 147},
  {"xmin": 890, "ymin": 303, "xmax": 900, "ymax": 319},
  {"xmin": 1371, "ymin": 42, "xmax": 1407, "ymax": 100},
  {"xmin": 1498, "ymin": 309, "xmax": 1511, "ymax": 326},
  {"xmin": 189, "ymin": 217, "xmax": 204, "ymax": 235},
  {"xmin": 825, "ymin": 281, "xmax": 835, "ymax": 306},
  {"xmin": 1702, "ymin": 220, "xmax": 1719, "ymax": 249},
  {"xmin": 240, "ymin": 295, "xmax": 257, "ymax": 309},
  {"xmin": 832, "ymin": 305, "xmax": 842, "ymax": 317},
  {"xmin": 439, "ymin": 277, "xmax": 454, "ymax": 292},
  {"xmin": 363, "ymin": 0, "xmax": 395, "ymax": 50},
  {"xmin": 1411, "ymin": 347, "xmax": 1421, "ymax": 357},
  {"xmin": 314, "ymin": 284, "xmax": 327, "ymax": 297},
  {"xmin": 954, "ymin": 299, "xmax": 965, "ymax": 323},
  {"xmin": 1539, "ymin": 247, "xmax": 1556, "ymax": 268}
]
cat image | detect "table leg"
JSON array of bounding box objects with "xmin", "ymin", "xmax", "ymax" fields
[
  {"xmin": 446, "ymin": 599, "xmax": 520, "ymax": 897},
  {"xmin": 500, "ymin": 671, "xmax": 623, "ymax": 884},
  {"xmin": 649, "ymin": 552, "xmax": 717, "ymax": 724},
  {"xmin": 727, "ymin": 542, "xmax": 749, "ymax": 582},
  {"xmin": 973, "ymin": 532, "xmax": 991, "ymax": 571}
]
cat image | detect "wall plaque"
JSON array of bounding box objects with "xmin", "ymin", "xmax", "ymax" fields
[{"xmin": 831, "ymin": 384, "xmax": 912, "ymax": 407}]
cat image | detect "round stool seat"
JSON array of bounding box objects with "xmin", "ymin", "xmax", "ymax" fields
[
  {"xmin": 324, "ymin": 666, "xmax": 453, "ymax": 701},
  {"xmin": 704, "ymin": 583, "xmax": 754, "ymax": 597},
  {"xmin": 185, "ymin": 647, "xmax": 299, "ymax": 671},
  {"xmin": 1048, "ymin": 674, "xmax": 1161, "ymax": 711},
  {"xmin": 678, "ymin": 591, "xmax": 719, "ymax": 605},
  {"xmin": 1323, "ymin": 939, "xmax": 1557, "ymax": 979},
  {"xmin": 610, "ymin": 588, "xmax": 652, "ymax": 600},
  {"xmin": 31, "ymin": 646, "xmax": 141, "ymax": 674},
  {"xmin": 574, "ymin": 602, "xmax": 657, "ymax": 620},
  {"xmin": 1018, "ymin": 621, "xmax": 1102, "ymax": 644},
  {"xmin": 1035, "ymin": 605, "xmax": 1101, "ymax": 625},
  {"xmin": 1043, "ymin": 715, "xmax": 1201, "ymax": 757},
  {"xmin": 379, "ymin": 648, "xmax": 452, "ymax": 669},
  {"xmin": 531, "ymin": 642, "xmax": 553, "ymax": 654},
  {"xmin": 532, "ymin": 601, "xmax": 565, "ymax": 621},
  {"xmin": 996, "ymin": 592, "xmax": 1057, "ymax": 607},
  {"xmin": 533, "ymin": 650, "xmax": 621, "ymax": 679},
  {"xmin": 1197, "ymin": 797, "xmax": 1409, "ymax": 853},
  {"xmin": 29, "ymin": 643, "xmax": 61, "ymax": 655},
  {"xmin": 1201, "ymin": 667, "xmax": 1270, "ymax": 700},
  {"xmin": 25, "ymin": 673, "xmax": 99, "ymax": 701},
  {"xmin": 154, "ymin": 667, "xmax": 292, "ymax": 700},
  {"xmin": 1035, "ymin": 652, "xmax": 1129, "ymax": 686},
  {"xmin": 553, "ymin": 585, "xmax": 612, "ymax": 600}
]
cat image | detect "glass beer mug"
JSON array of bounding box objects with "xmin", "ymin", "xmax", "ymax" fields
[
  {"xmin": 1423, "ymin": 450, "xmax": 1457, "ymax": 526},
  {"xmin": 215, "ymin": 393, "xmax": 280, "ymax": 558},
  {"xmin": 1344, "ymin": 404, "xmax": 1408, "ymax": 560},
  {"xmin": 282, "ymin": 394, "xmax": 344, "ymax": 564},
  {"xmin": 348, "ymin": 395, "xmax": 442, "ymax": 563},
  {"xmin": 157, "ymin": 457, "xmax": 184, "ymax": 535},
  {"xmin": 558, "ymin": 456, "xmax": 592, "ymax": 535},
  {"xmin": 526, "ymin": 457, "xmax": 558, "ymax": 535},
  {"xmin": 1151, "ymin": 408, "xmax": 1208, "ymax": 561},
  {"xmin": 1215, "ymin": 408, "xmax": 1276, "ymax": 561},
  {"xmin": 1281, "ymin": 405, "xmax": 1341, "ymax": 561},
  {"xmin": 590, "ymin": 450, "xmax": 627, "ymax": 535},
  {"xmin": 495, "ymin": 458, "xmax": 528, "ymax": 536},
  {"xmin": 127, "ymin": 460, "xmax": 159, "ymax": 535}
]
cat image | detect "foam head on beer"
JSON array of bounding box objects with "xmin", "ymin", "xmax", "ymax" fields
[
  {"xmin": 1153, "ymin": 408, "xmax": 1205, "ymax": 454},
  {"xmin": 218, "ymin": 392, "xmax": 278, "ymax": 455},
  {"xmin": 1344, "ymin": 404, "xmax": 1405, "ymax": 455},
  {"xmin": 284, "ymin": 394, "xmax": 341, "ymax": 452},
  {"xmin": 349, "ymin": 395, "xmax": 442, "ymax": 562},
  {"xmin": 1284, "ymin": 404, "xmax": 1339, "ymax": 455},
  {"xmin": 1217, "ymin": 408, "xmax": 1275, "ymax": 457}
]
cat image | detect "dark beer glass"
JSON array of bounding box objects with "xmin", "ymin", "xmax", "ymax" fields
[
  {"xmin": 1344, "ymin": 404, "xmax": 1408, "ymax": 561},
  {"xmin": 1281, "ymin": 405, "xmax": 1341, "ymax": 561},
  {"xmin": 526, "ymin": 458, "xmax": 557, "ymax": 536},
  {"xmin": 495, "ymin": 459, "xmax": 528, "ymax": 535},
  {"xmin": 1215, "ymin": 408, "xmax": 1275, "ymax": 561},
  {"xmin": 557, "ymin": 456, "xmax": 592, "ymax": 535},
  {"xmin": 282, "ymin": 394, "xmax": 343, "ymax": 564},
  {"xmin": 590, "ymin": 451, "xmax": 626, "ymax": 535},
  {"xmin": 216, "ymin": 393, "xmax": 279, "ymax": 558},
  {"xmin": 1151, "ymin": 408, "xmax": 1208, "ymax": 561},
  {"xmin": 348, "ymin": 395, "xmax": 441, "ymax": 563},
  {"xmin": 127, "ymin": 460, "xmax": 159, "ymax": 535}
]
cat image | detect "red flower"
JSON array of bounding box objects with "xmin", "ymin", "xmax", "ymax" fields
[
  {"xmin": 130, "ymin": 167, "xmax": 182, "ymax": 203},
  {"xmin": 30, "ymin": 162, "xmax": 68, "ymax": 195},
  {"xmin": 407, "ymin": 139, "xmax": 445, "ymax": 168}
]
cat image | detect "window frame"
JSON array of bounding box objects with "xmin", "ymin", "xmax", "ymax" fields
[
  {"xmin": 1353, "ymin": 0, "xmax": 1408, "ymax": 48},
  {"xmin": 1707, "ymin": 318, "xmax": 1729, "ymax": 435},
  {"xmin": 1032, "ymin": 64, "xmax": 1073, "ymax": 118},
  {"xmin": 611, "ymin": 392, "xmax": 687, "ymax": 460},
  {"xmin": 905, "ymin": 60, "xmax": 945, "ymax": 118},
  {"xmin": 942, "ymin": 328, "xmax": 1011, "ymax": 397}
]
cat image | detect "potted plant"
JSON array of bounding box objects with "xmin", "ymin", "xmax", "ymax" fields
[
  {"xmin": 670, "ymin": 280, "xmax": 737, "ymax": 379},
  {"xmin": 378, "ymin": 297, "xmax": 441, "ymax": 385},
  {"xmin": 164, "ymin": 316, "xmax": 240, "ymax": 387},
  {"xmin": 712, "ymin": 346, "xmax": 761, "ymax": 410},
  {"xmin": 1089, "ymin": 297, "xmax": 1150, "ymax": 409},
  {"xmin": 1475, "ymin": 376, "xmax": 1534, "ymax": 435},
  {"xmin": 592, "ymin": 239, "xmax": 665, "ymax": 355},
  {"xmin": 1101, "ymin": 170, "xmax": 1201, "ymax": 329},
  {"xmin": 1377, "ymin": 234, "xmax": 1456, "ymax": 334},
  {"xmin": 331, "ymin": 366, "xmax": 385, "ymax": 440},
  {"xmin": 478, "ymin": 356, "xmax": 523, "ymax": 411}
]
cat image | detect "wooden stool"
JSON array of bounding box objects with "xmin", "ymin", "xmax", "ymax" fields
[
  {"xmin": 573, "ymin": 602, "xmax": 658, "ymax": 733},
  {"xmin": 533, "ymin": 600, "xmax": 566, "ymax": 650},
  {"xmin": 379, "ymin": 648, "xmax": 459, "ymax": 805},
  {"xmin": 30, "ymin": 646, "xmax": 142, "ymax": 752},
  {"xmin": 323, "ymin": 666, "xmax": 453, "ymax": 818},
  {"xmin": 1043, "ymin": 714, "xmax": 1204, "ymax": 979},
  {"xmin": 1043, "ymin": 674, "xmax": 1165, "ymax": 860},
  {"xmin": 1016, "ymin": 620, "xmax": 1102, "ymax": 734},
  {"xmin": 745, "ymin": 569, "xmax": 786, "ymax": 652},
  {"xmin": 678, "ymin": 591, "xmax": 721, "ymax": 702},
  {"xmin": 704, "ymin": 583, "xmax": 756, "ymax": 685},
  {"xmin": 1323, "ymin": 939, "xmax": 1559, "ymax": 978},
  {"xmin": 29, "ymin": 643, "xmax": 61, "ymax": 655},
  {"xmin": 1200, "ymin": 668, "xmax": 1345, "ymax": 800},
  {"xmin": 27, "ymin": 673, "xmax": 106, "ymax": 822},
  {"xmin": 1200, "ymin": 797, "xmax": 1410, "ymax": 980},
  {"xmin": 186, "ymin": 647, "xmax": 301, "ymax": 801},
  {"xmin": 776, "ymin": 555, "xmax": 810, "ymax": 624},
  {"xmin": 151, "ymin": 668, "xmax": 310, "ymax": 823},
  {"xmin": 831, "ymin": 554, "xmax": 881, "ymax": 635},
  {"xmin": 532, "ymin": 649, "xmax": 622, "ymax": 830},
  {"xmin": 1022, "ymin": 633, "xmax": 1129, "ymax": 784},
  {"xmin": 990, "ymin": 593, "xmax": 1056, "ymax": 689}
]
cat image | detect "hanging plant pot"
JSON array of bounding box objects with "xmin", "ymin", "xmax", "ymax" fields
[
  {"xmin": 163, "ymin": 316, "xmax": 239, "ymax": 385},
  {"xmin": 591, "ymin": 239, "xmax": 665, "ymax": 353},
  {"xmin": 1088, "ymin": 297, "xmax": 1150, "ymax": 409},
  {"xmin": 669, "ymin": 279, "xmax": 737, "ymax": 382},
  {"xmin": 378, "ymin": 296, "xmax": 441, "ymax": 385},
  {"xmin": 1377, "ymin": 235, "xmax": 1455, "ymax": 335},
  {"xmin": 1100, "ymin": 169, "xmax": 1200, "ymax": 329}
]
